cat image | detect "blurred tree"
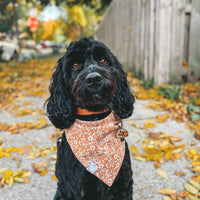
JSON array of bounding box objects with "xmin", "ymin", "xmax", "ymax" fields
[
  {"xmin": 0, "ymin": 0, "xmax": 27, "ymax": 35},
  {"xmin": 0, "ymin": 0, "xmax": 14, "ymax": 34},
  {"xmin": 38, "ymin": 0, "xmax": 112, "ymax": 41},
  {"xmin": 28, "ymin": 0, "xmax": 112, "ymax": 12},
  {"xmin": 0, "ymin": 0, "xmax": 26, "ymax": 56},
  {"xmin": 12, "ymin": 0, "xmax": 21, "ymax": 54},
  {"xmin": 64, "ymin": 0, "xmax": 112, "ymax": 12},
  {"xmin": 0, "ymin": 0, "xmax": 112, "ymax": 43}
]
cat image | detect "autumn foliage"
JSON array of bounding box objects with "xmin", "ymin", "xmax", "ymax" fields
[
  {"xmin": 128, "ymin": 76, "xmax": 200, "ymax": 199},
  {"xmin": 0, "ymin": 58, "xmax": 200, "ymax": 199},
  {"xmin": 0, "ymin": 58, "xmax": 57, "ymax": 187}
]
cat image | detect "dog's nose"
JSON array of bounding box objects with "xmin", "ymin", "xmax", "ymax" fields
[{"xmin": 85, "ymin": 72, "xmax": 102, "ymax": 87}]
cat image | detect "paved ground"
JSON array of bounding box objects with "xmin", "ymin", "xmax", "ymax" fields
[
  {"xmin": 0, "ymin": 95, "xmax": 198, "ymax": 200},
  {"xmin": 126, "ymin": 100, "xmax": 196, "ymax": 200}
]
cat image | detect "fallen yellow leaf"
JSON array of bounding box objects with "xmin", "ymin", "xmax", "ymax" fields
[
  {"xmin": 195, "ymin": 98, "xmax": 200, "ymax": 105},
  {"xmin": 163, "ymin": 196, "xmax": 171, "ymax": 200},
  {"xmin": 165, "ymin": 151, "xmax": 172, "ymax": 161},
  {"xmin": 175, "ymin": 171, "xmax": 185, "ymax": 176},
  {"xmin": 189, "ymin": 148, "xmax": 197, "ymax": 156},
  {"xmin": 13, "ymin": 177, "xmax": 24, "ymax": 183},
  {"xmin": 184, "ymin": 183, "xmax": 198, "ymax": 195},
  {"xmin": 155, "ymin": 188, "xmax": 176, "ymax": 195},
  {"xmin": 129, "ymin": 122, "xmax": 143, "ymax": 129},
  {"xmin": 40, "ymin": 170, "xmax": 48, "ymax": 176},
  {"xmin": 144, "ymin": 120, "xmax": 157, "ymax": 128},
  {"xmin": 22, "ymin": 177, "xmax": 30, "ymax": 183},
  {"xmin": 177, "ymin": 190, "xmax": 188, "ymax": 198},
  {"xmin": 156, "ymin": 114, "xmax": 169, "ymax": 123},
  {"xmin": 177, "ymin": 130, "xmax": 182, "ymax": 134},
  {"xmin": 131, "ymin": 145, "xmax": 138, "ymax": 156},
  {"xmin": 32, "ymin": 161, "xmax": 48, "ymax": 173},
  {"xmin": 134, "ymin": 156, "xmax": 146, "ymax": 162},
  {"xmin": 0, "ymin": 169, "xmax": 31, "ymax": 187},
  {"xmin": 15, "ymin": 108, "xmax": 32, "ymax": 117},
  {"xmin": 188, "ymin": 179, "xmax": 200, "ymax": 188},
  {"xmin": 156, "ymin": 169, "xmax": 168, "ymax": 179},
  {"xmin": 188, "ymin": 193, "xmax": 196, "ymax": 200},
  {"xmin": 35, "ymin": 117, "xmax": 48, "ymax": 129},
  {"xmin": 52, "ymin": 175, "xmax": 58, "ymax": 181},
  {"xmin": 9, "ymin": 177, "xmax": 14, "ymax": 187},
  {"xmin": 191, "ymin": 161, "xmax": 200, "ymax": 167},
  {"xmin": 192, "ymin": 166, "xmax": 200, "ymax": 172}
]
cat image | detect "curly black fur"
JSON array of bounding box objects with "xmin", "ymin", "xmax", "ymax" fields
[
  {"xmin": 46, "ymin": 38, "xmax": 135, "ymax": 129},
  {"xmin": 46, "ymin": 38, "xmax": 135, "ymax": 200},
  {"xmin": 56, "ymin": 133, "xmax": 133, "ymax": 200}
]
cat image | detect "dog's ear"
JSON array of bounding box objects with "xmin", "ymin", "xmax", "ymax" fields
[
  {"xmin": 112, "ymin": 68, "xmax": 135, "ymax": 119},
  {"xmin": 67, "ymin": 42, "xmax": 74, "ymax": 50},
  {"xmin": 46, "ymin": 57, "xmax": 75, "ymax": 129}
]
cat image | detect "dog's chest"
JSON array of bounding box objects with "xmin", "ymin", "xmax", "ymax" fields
[{"xmin": 64, "ymin": 112, "xmax": 125, "ymax": 187}]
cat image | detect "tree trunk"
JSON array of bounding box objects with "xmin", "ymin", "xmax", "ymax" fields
[{"xmin": 13, "ymin": 0, "xmax": 21, "ymax": 59}]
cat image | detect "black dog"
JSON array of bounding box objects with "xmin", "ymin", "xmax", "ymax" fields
[{"xmin": 46, "ymin": 38, "xmax": 135, "ymax": 200}]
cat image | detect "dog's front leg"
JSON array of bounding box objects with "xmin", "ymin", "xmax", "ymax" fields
[
  {"xmin": 55, "ymin": 134, "xmax": 86, "ymax": 200},
  {"xmin": 55, "ymin": 181, "xmax": 84, "ymax": 200},
  {"xmin": 119, "ymin": 143, "xmax": 133, "ymax": 200},
  {"xmin": 106, "ymin": 142, "xmax": 133, "ymax": 200}
]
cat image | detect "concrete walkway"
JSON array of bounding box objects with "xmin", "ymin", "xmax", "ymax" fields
[{"xmin": 0, "ymin": 95, "xmax": 198, "ymax": 200}]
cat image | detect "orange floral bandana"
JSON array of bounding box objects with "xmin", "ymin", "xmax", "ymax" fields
[{"xmin": 64, "ymin": 112, "xmax": 125, "ymax": 186}]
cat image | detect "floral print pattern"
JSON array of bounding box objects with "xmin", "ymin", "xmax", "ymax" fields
[{"xmin": 65, "ymin": 112, "xmax": 125, "ymax": 186}]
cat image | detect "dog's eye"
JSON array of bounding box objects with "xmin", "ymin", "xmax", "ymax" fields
[
  {"xmin": 100, "ymin": 58, "xmax": 108, "ymax": 65},
  {"xmin": 72, "ymin": 64, "xmax": 79, "ymax": 69}
]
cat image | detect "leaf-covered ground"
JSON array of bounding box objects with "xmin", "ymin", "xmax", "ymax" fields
[{"xmin": 0, "ymin": 58, "xmax": 199, "ymax": 200}]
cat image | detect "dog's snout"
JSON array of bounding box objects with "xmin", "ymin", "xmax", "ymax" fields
[{"xmin": 85, "ymin": 72, "xmax": 102, "ymax": 87}]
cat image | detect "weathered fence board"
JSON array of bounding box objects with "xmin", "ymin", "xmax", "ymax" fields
[
  {"xmin": 188, "ymin": 0, "xmax": 200, "ymax": 82},
  {"xmin": 96, "ymin": 0, "xmax": 200, "ymax": 84},
  {"xmin": 155, "ymin": 0, "xmax": 173, "ymax": 84}
]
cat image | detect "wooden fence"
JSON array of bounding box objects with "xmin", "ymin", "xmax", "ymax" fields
[{"xmin": 96, "ymin": 0, "xmax": 200, "ymax": 84}]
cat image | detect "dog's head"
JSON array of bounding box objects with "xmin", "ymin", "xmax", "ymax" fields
[{"xmin": 46, "ymin": 38, "xmax": 135, "ymax": 129}]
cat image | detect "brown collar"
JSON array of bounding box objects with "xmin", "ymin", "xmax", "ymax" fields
[{"xmin": 76, "ymin": 107, "xmax": 110, "ymax": 115}]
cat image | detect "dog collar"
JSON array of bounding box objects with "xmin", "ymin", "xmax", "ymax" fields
[
  {"xmin": 76, "ymin": 107, "xmax": 110, "ymax": 115},
  {"xmin": 64, "ymin": 112, "xmax": 125, "ymax": 186}
]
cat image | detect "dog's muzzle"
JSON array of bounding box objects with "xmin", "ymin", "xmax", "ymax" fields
[{"xmin": 72, "ymin": 65, "xmax": 117, "ymax": 105}]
